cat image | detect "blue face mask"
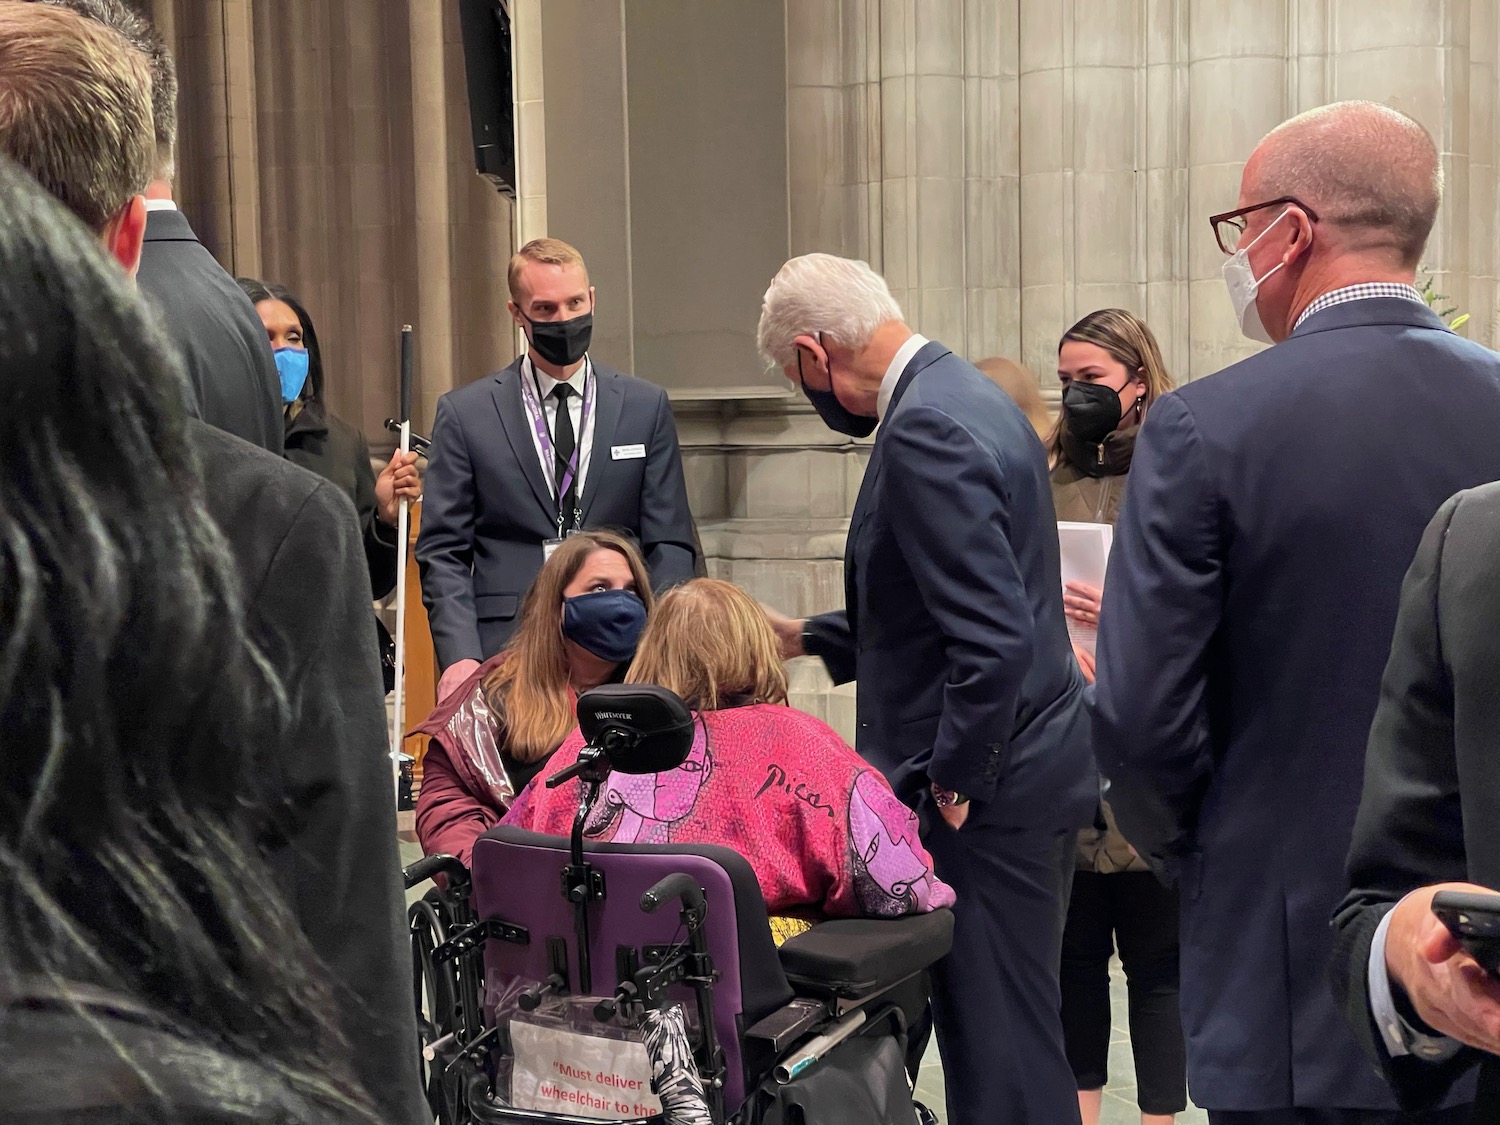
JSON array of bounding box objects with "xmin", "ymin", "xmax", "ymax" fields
[
  {"xmin": 274, "ymin": 346, "xmax": 310, "ymax": 403},
  {"xmin": 562, "ymin": 589, "xmax": 647, "ymax": 664}
]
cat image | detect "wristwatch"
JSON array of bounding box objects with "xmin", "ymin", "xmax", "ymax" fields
[{"xmin": 931, "ymin": 784, "xmax": 969, "ymax": 808}]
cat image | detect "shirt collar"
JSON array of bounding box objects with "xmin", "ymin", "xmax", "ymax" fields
[
  {"xmin": 525, "ymin": 354, "xmax": 590, "ymax": 398},
  {"xmin": 143, "ymin": 198, "xmax": 178, "ymax": 212},
  {"xmin": 1293, "ymin": 283, "xmax": 1426, "ymax": 331},
  {"xmin": 877, "ymin": 333, "xmax": 930, "ymax": 420}
]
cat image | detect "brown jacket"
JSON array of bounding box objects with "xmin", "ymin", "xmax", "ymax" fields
[{"xmin": 1051, "ymin": 424, "xmax": 1149, "ymax": 873}]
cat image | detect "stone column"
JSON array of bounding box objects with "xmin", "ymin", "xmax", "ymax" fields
[{"xmin": 511, "ymin": 0, "xmax": 547, "ymax": 245}]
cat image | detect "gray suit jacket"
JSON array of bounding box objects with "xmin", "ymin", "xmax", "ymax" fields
[
  {"xmin": 416, "ymin": 356, "xmax": 697, "ymax": 667},
  {"xmin": 1332, "ymin": 482, "xmax": 1500, "ymax": 1117}
]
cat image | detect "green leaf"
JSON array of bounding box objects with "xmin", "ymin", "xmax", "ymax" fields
[{"xmin": 1450, "ymin": 313, "xmax": 1471, "ymax": 332}]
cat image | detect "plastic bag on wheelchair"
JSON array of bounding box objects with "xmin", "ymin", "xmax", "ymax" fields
[{"xmin": 491, "ymin": 984, "xmax": 664, "ymax": 1120}]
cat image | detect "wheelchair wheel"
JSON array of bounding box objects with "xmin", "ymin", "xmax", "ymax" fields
[{"xmin": 411, "ymin": 891, "xmax": 460, "ymax": 1124}]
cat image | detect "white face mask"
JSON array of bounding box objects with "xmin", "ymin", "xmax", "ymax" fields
[{"xmin": 1221, "ymin": 209, "xmax": 1291, "ymax": 344}]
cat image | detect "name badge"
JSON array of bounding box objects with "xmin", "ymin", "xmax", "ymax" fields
[
  {"xmin": 611, "ymin": 444, "xmax": 646, "ymax": 461},
  {"xmin": 542, "ymin": 537, "xmax": 565, "ymax": 561}
]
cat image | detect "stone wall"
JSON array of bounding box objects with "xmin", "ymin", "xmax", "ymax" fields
[{"xmin": 519, "ymin": 1, "xmax": 1500, "ymax": 741}]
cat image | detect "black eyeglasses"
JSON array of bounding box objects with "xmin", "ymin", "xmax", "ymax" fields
[{"xmin": 1209, "ymin": 196, "xmax": 1319, "ymax": 255}]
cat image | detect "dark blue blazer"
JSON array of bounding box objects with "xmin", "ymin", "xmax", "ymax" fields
[
  {"xmin": 805, "ymin": 341, "xmax": 1096, "ymax": 831},
  {"xmin": 1093, "ymin": 298, "xmax": 1500, "ymax": 1111},
  {"xmin": 416, "ymin": 357, "xmax": 697, "ymax": 668}
]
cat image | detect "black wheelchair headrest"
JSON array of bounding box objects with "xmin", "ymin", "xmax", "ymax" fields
[{"xmin": 577, "ymin": 684, "xmax": 695, "ymax": 775}]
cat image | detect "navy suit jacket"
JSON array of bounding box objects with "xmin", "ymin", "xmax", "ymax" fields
[
  {"xmin": 805, "ymin": 341, "xmax": 1096, "ymax": 832},
  {"xmin": 1093, "ymin": 298, "xmax": 1500, "ymax": 1111},
  {"xmin": 416, "ymin": 357, "xmax": 697, "ymax": 668}
]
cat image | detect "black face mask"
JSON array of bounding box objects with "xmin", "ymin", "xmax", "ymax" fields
[
  {"xmin": 797, "ymin": 344, "xmax": 877, "ymax": 438},
  {"xmin": 1062, "ymin": 380, "xmax": 1127, "ymax": 445},
  {"xmin": 525, "ymin": 310, "xmax": 593, "ymax": 368}
]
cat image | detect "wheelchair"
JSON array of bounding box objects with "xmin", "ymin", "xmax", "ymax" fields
[{"xmin": 404, "ymin": 684, "xmax": 954, "ymax": 1125}]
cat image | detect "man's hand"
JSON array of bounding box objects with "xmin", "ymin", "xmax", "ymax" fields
[
  {"xmin": 437, "ymin": 658, "xmax": 482, "ymax": 704},
  {"xmin": 1385, "ymin": 882, "xmax": 1500, "ymax": 1053},
  {"xmin": 376, "ymin": 449, "xmax": 422, "ymax": 526},
  {"xmin": 1073, "ymin": 642, "xmax": 1097, "ymax": 684},
  {"xmin": 938, "ymin": 802, "xmax": 970, "ymax": 831},
  {"xmin": 1064, "ymin": 581, "xmax": 1103, "ymax": 627},
  {"xmin": 761, "ymin": 604, "xmax": 807, "ymax": 661}
]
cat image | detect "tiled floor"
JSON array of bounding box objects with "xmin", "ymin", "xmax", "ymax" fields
[{"xmin": 402, "ymin": 842, "xmax": 1206, "ymax": 1124}]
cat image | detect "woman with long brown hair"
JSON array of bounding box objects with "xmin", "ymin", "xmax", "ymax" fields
[
  {"xmin": 1050, "ymin": 309, "xmax": 1186, "ymax": 1125},
  {"xmin": 504, "ymin": 579, "xmax": 953, "ymax": 922},
  {"xmin": 415, "ymin": 531, "xmax": 653, "ymax": 866}
]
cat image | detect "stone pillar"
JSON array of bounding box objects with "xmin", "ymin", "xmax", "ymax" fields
[{"xmin": 511, "ymin": 0, "xmax": 547, "ymax": 245}]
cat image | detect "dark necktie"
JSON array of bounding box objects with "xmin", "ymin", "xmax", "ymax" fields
[{"xmin": 551, "ymin": 383, "xmax": 577, "ymax": 527}]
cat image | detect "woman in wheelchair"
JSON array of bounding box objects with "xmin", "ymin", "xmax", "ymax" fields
[
  {"xmin": 502, "ymin": 579, "xmax": 955, "ymax": 924},
  {"xmin": 416, "ymin": 532, "xmax": 655, "ymax": 866}
]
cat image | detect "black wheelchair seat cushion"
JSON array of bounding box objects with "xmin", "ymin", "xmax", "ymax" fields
[{"xmin": 777, "ymin": 910, "xmax": 954, "ymax": 1000}]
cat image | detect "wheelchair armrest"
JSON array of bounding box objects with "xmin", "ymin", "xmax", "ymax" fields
[
  {"xmin": 403, "ymin": 853, "xmax": 469, "ymax": 891},
  {"xmin": 777, "ymin": 909, "xmax": 954, "ymax": 1001}
]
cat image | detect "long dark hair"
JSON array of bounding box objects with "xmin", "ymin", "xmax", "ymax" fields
[
  {"xmin": 0, "ymin": 158, "xmax": 372, "ymax": 1118},
  {"xmin": 237, "ymin": 275, "xmax": 325, "ymax": 399}
]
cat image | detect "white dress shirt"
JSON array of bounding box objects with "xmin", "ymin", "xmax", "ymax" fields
[
  {"xmin": 1368, "ymin": 906, "xmax": 1463, "ymax": 1063},
  {"xmin": 143, "ymin": 198, "xmax": 178, "ymax": 212},
  {"xmin": 522, "ymin": 354, "xmax": 596, "ymax": 507},
  {"xmin": 876, "ymin": 332, "xmax": 931, "ymax": 421}
]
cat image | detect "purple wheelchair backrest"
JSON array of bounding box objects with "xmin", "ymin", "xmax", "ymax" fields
[{"xmin": 470, "ymin": 827, "xmax": 755, "ymax": 1111}]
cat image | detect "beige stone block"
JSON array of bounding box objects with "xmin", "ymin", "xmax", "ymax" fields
[
  {"xmin": 915, "ymin": 0, "xmax": 965, "ymax": 74},
  {"xmin": 1019, "ymin": 67, "xmax": 1066, "ymax": 172},
  {"xmin": 964, "ymin": 0, "xmax": 1014, "ymax": 78},
  {"xmin": 1142, "ymin": 63, "xmax": 1185, "ymax": 169},
  {"xmin": 1188, "ymin": 161, "xmax": 1247, "ymax": 281},
  {"xmin": 881, "ymin": 0, "xmax": 917, "ymax": 75},
  {"xmin": 1188, "ymin": 277, "xmax": 1261, "ymax": 379},
  {"xmin": 1020, "ymin": 170, "xmax": 1067, "ymax": 281},
  {"xmin": 913, "ymin": 287, "xmax": 968, "ymax": 348},
  {"xmin": 1465, "ymin": 277, "xmax": 1494, "ymax": 348},
  {"xmin": 1428, "ymin": 152, "xmax": 1472, "ymax": 274},
  {"xmin": 786, "ymin": 0, "xmax": 843, "ymax": 86},
  {"xmin": 1021, "ymin": 282, "xmax": 1068, "ymax": 369},
  {"xmin": 1141, "ymin": 165, "xmax": 1188, "ymax": 282},
  {"xmin": 1142, "ymin": 0, "xmax": 1182, "ymax": 66},
  {"xmin": 1188, "ymin": 0, "xmax": 1287, "ymax": 61},
  {"xmin": 1470, "ymin": 64, "xmax": 1494, "ymax": 166},
  {"xmin": 516, "ymin": 98, "xmax": 548, "ymax": 202},
  {"xmin": 965, "ymin": 287, "xmax": 1021, "ymax": 361},
  {"xmin": 1331, "ymin": 0, "xmax": 1443, "ymax": 54},
  {"xmin": 842, "ymin": 0, "xmax": 872, "ymax": 86},
  {"xmin": 681, "ymin": 450, "xmax": 728, "ymax": 521},
  {"xmin": 1293, "ymin": 0, "xmax": 1330, "ymax": 58},
  {"xmin": 843, "ymin": 447, "xmax": 872, "ymax": 508},
  {"xmin": 789, "ymin": 85, "xmax": 845, "ymax": 189},
  {"xmin": 1469, "ymin": 165, "xmax": 1494, "ymax": 274},
  {"xmin": 1074, "ymin": 282, "xmax": 1145, "ymax": 320},
  {"xmin": 1288, "ymin": 55, "xmax": 1329, "ymax": 114},
  {"xmin": 1328, "ymin": 47, "xmax": 1446, "ymax": 135},
  {"xmin": 512, "ymin": 0, "xmax": 546, "ymax": 103},
  {"xmin": 881, "ymin": 77, "xmax": 915, "ymax": 180},
  {"xmin": 1074, "ymin": 170, "xmax": 1138, "ymax": 283},
  {"xmin": 965, "ymin": 175, "xmax": 1021, "ymax": 289},
  {"xmin": 1019, "ymin": 0, "xmax": 1064, "ymax": 74},
  {"xmin": 917, "ymin": 177, "xmax": 966, "ymax": 288},
  {"xmin": 881, "ymin": 176, "xmax": 917, "ymax": 290},
  {"xmin": 1072, "ymin": 66, "xmax": 1138, "ymax": 171},
  {"xmin": 1073, "ymin": 0, "xmax": 1141, "ymax": 68},
  {"xmin": 1142, "ymin": 281, "xmax": 1189, "ymax": 379},
  {"xmin": 915, "ymin": 75, "xmax": 967, "ymax": 177},
  {"xmin": 965, "ymin": 76, "xmax": 1020, "ymax": 180},
  {"xmin": 1187, "ymin": 56, "xmax": 1288, "ymax": 168}
]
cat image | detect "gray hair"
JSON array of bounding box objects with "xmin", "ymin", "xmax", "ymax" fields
[
  {"xmin": 756, "ymin": 253, "xmax": 904, "ymax": 370},
  {"xmin": 1250, "ymin": 100, "xmax": 1440, "ymax": 268}
]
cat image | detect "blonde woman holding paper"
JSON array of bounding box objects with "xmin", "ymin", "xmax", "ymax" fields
[{"xmin": 1051, "ymin": 309, "xmax": 1185, "ymax": 1125}]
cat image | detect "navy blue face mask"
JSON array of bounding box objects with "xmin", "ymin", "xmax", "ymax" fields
[
  {"xmin": 797, "ymin": 339, "xmax": 877, "ymax": 438},
  {"xmin": 562, "ymin": 589, "xmax": 647, "ymax": 663}
]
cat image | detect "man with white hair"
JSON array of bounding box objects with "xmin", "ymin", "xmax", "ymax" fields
[
  {"xmin": 760, "ymin": 254, "xmax": 1098, "ymax": 1125},
  {"xmin": 1093, "ymin": 101, "xmax": 1500, "ymax": 1123}
]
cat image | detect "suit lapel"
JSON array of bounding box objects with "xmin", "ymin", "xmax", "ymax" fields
[
  {"xmin": 579, "ymin": 367, "xmax": 624, "ymax": 524},
  {"xmin": 491, "ymin": 361, "xmax": 555, "ymax": 519}
]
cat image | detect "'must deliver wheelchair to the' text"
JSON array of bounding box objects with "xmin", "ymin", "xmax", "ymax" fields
[{"xmin": 404, "ymin": 685, "xmax": 954, "ymax": 1125}]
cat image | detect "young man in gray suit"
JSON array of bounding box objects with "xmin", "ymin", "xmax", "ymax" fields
[{"xmin": 418, "ymin": 238, "xmax": 697, "ymax": 701}]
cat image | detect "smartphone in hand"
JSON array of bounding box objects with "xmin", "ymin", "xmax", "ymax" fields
[{"xmin": 1432, "ymin": 889, "xmax": 1500, "ymax": 976}]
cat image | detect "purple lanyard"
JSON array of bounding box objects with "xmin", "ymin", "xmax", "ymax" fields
[{"xmin": 519, "ymin": 357, "xmax": 594, "ymax": 528}]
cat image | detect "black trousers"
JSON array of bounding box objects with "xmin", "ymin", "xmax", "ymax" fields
[
  {"xmin": 1060, "ymin": 868, "xmax": 1187, "ymax": 1115},
  {"xmin": 923, "ymin": 823, "xmax": 1080, "ymax": 1125},
  {"xmin": 1206, "ymin": 1107, "xmax": 1473, "ymax": 1124}
]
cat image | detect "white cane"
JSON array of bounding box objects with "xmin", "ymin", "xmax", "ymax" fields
[{"xmin": 390, "ymin": 324, "xmax": 414, "ymax": 800}]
